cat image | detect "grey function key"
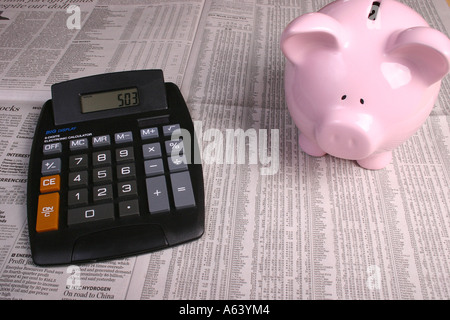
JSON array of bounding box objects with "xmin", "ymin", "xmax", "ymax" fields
[
  {"xmin": 144, "ymin": 158, "xmax": 164, "ymax": 177},
  {"xmin": 115, "ymin": 131, "xmax": 133, "ymax": 144},
  {"xmin": 41, "ymin": 158, "xmax": 61, "ymax": 175},
  {"xmin": 92, "ymin": 135, "xmax": 111, "ymax": 147},
  {"xmin": 146, "ymin": 175, "xmax": 170, "ymax": 214},
  {"xmin": 165, "ymin": 140, "xmax": 184, "ymax": 156},
  {"xmin": 43, "ymin": 142, "xmax": 62, "ymax": 155},
  {"xmin": 70, "ymin": 138, "xmax": 88, "ymax": 151},
  {"xmin": 140, "ymin": 127, "xmax": 159, "ymax": 140},
  {"xmin": 163, "ymin": 124, "xmax": 181, "ymax": 137},
  {"xmin": 142, "ymin": 142, "xmax": 162, "ymax": 159},
  {"xmin": 170, "ymin": 171, "xmax": 196, "ymax": 209},
  {"xmin": 168, "ymin": 155, "xmax": 188, "ymax": 172}
]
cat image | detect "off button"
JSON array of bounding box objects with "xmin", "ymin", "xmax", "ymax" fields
[{"xmin": 43, "ymin": 142, "xmax": 62, "ymax": 155}]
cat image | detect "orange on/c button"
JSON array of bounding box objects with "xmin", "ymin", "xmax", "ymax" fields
[
  {"xmin": 40, "ymin": 175, "xmax": 60, "ymax": 193},
  {"xmin": 36, "ymin": 192, "xmax": 59, "ymax": 233}
]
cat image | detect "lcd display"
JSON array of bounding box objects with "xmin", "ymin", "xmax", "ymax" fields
[{"xmin": 80, "ymin": 87, "xmax": 139, "ymax": 113}]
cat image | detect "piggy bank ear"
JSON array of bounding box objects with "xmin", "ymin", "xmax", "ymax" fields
[
  {"xmin": 387, "ymin": 27, "xmax": 450, "ymax": 85},
  {"xmin": 281, "ymin": 13, "xmax": 343, "ymax": 64}
]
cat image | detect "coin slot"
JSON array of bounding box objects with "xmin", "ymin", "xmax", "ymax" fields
[{"xmin": 368, "ymin": 1, "xmax": 381, "ymax": 21}]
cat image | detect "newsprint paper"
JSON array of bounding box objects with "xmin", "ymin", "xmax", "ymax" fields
[{"xmin": 0, "ymin": 0, "xmax": 449, "ymax": 301}]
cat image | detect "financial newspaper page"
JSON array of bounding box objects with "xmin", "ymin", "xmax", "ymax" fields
[{"xmin": 0, "ymin": 0, "xmax": 449, "ymax": 300}]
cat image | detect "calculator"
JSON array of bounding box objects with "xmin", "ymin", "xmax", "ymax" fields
[{"xmin": 27, "ymin": 70, "xmax": 204, "ymax": 266}]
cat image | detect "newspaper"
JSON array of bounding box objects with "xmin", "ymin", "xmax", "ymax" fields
[{"xmin": 0, "ymin": 0, "xmax": 449, "ymax": 301}]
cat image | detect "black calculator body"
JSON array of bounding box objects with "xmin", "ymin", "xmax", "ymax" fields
[{"xmin": 27, "ymin": 70, "xmax": 204, "ymax": 266}]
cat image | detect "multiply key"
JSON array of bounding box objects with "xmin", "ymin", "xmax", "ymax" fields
[{"xmin": 142, "ymin": 142, "xmax": 162, "ymax": 159}]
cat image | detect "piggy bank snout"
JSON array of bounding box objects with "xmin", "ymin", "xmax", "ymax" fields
[{"xmin": 315, "ymin": 112, "xmax": 381, "ymax": 160}]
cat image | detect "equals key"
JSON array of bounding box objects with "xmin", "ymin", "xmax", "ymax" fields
[{"xmin": 170, "ymin": 171, "xmax": 196, "ymax": 209}]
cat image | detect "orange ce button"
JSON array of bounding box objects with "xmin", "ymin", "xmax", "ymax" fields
[{"xmin": 40, "ymin": 175, "xmax": 60, "ymax": 193}]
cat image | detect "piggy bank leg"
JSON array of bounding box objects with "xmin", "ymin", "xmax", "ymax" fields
[
  {"xmin": 357, "ymin": 151, "xmax": 392, "ymax": 170},
  {"xmin": 299, "ymin": 133, "xmax": 326, "ymax": 157}
]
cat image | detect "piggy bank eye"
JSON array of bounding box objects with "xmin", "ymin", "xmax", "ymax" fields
[
  {"xmin": 341, "ymin": 95, "xmax": 347, "ymax": 100},
  {"xmin": 360, "ymin": 98, "xmax": 365, "ymax": 105}
]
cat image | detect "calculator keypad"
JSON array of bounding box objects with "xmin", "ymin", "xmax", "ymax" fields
[{"xmin": 36, "ymin": 125, "xmax": 196, "ymax": 232}]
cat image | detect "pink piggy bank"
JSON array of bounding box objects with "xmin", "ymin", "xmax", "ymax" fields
[{"xmin": 281, "ymin": 0, "xmax": 450, "ymax": 169}]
